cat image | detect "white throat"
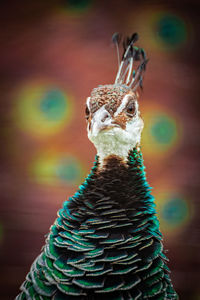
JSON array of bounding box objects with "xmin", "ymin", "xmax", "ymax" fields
[
  {"xmin": 88, "ymin": 111, "xmax": 144, "ymax": 167},
  {"xmin": 93, "ymin": 129, "xmax": 141, "ymax": 166}
]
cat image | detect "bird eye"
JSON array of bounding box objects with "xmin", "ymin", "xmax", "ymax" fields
[
  {"xmin": 85, "ymin": 105, "xmax": 90, "ymax": 120},
  {"xmin": 126, "ymin": 101, "xmax": 136, "ymax": 117}
]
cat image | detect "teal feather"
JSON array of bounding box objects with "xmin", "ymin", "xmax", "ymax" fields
[
  {"xmin": 96, "ymin": 277, "xmax": 124, "ymax": 293},
  {"xmin": 16, "ymin": 148, "xmax": 177, "ymax": 300},
  {"xmin": 57, "ymin": 283, "xmax": 85, "ymax": 296},
  {"xmin": 119, "ymin": 275, "xmax": 141, "ymax": 290},
  {"xmin": 86, "ymin": 266, "xmax": 113, "ymax": 276},
  {"xmin": 72, "ymin": 277, "xmax": 105, "ymax": 289},
  {"xmin": 110, "ymin": 264, "xmax": 137, "ymax": 275},
  {"xmin": 85, "ymin": 248, "xmax": 104, "ymax": 258}
]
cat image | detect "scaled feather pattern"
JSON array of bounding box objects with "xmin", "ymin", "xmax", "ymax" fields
[{"xmin": 16, "ymin": 149, "xmax": 177, "ymax": 299}]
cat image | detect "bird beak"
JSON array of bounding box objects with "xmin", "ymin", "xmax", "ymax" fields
[{"xmin": 89, "ymin": 105, "xmax": 113, "ymax": 137}]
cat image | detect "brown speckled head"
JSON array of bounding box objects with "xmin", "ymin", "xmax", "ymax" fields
[
  {"xmin": 89, "ymin": 84, "xmax": 131, "ymax": 115},
  {"xmin": 86, "ymin": 82, "xmax": 144, "ymax": 165},
  {"xmin": 86, "ymin": 84, "xmax": 138, "ymax": 131}
]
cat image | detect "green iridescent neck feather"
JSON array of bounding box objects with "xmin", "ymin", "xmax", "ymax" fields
[{"xmin": 16, "ymin": 148, "xmax": 177, "ymax": 300}]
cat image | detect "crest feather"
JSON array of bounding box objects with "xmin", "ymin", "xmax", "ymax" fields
[{"xmin": 112, "ymin": 32, "xmax": 148, "ymax": 92}]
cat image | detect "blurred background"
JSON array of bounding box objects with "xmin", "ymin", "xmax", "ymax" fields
[{"xmin": 0, "ymin": 0, "xmax": 199, "ymax": 299}]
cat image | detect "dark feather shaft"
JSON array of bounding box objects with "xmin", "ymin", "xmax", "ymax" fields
[{"xmin": 114, "ymin": 32, "xmax": 148, "ymax": 91}]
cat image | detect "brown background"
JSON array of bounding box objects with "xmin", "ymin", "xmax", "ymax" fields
[{"xmin": 0, "ymin": 0, "xmax": 200, "ymax": 299}]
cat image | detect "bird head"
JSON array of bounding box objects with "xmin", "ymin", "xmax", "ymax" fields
[{"xmin": 85, "ymin": 33, "xmax": 148, "ymax": 166}]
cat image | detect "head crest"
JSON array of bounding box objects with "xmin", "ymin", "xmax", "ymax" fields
[{"xmin": 112, "ymin": 32, "xmax": 148, "ymax": 92}]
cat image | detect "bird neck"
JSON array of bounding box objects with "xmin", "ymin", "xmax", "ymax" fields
[
  {"xmin": 66, "ymin": 146, "xmax": 161, "ymax": 248},
  {"xmin": 95, "ymin": 142, "xmax": 138, "ymax": 168},
  {"xmin": 71, "ymin": 147, "xmax": 155, "ymax": 214},
  {"xmin": 95, "ymin": 147, "xmax": 154, "ymax": 210}
]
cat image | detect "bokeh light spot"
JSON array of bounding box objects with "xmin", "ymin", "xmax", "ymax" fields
[
  {"xmin": 161, "ymin": 197, "xmax": 188, "ymax": 226},
  {"xmin": 15, "ymin": 82, "xmax": 73, "ymax": 137},
  {"xmin": 31, "ymin": 152, "xmax": 85, "ymax": 186},
  {"xmin": 39, "ymin": 89, "xmax": 68, "ymax": 121},
  {"xmin": 155, "ymin": 14, "xmax": 187, "ymax": 48},
  {"xmin": 62, "ymin": 0, "xmax": 92, "ymax": 13},
  {"xmin": 142, "ymin": 105, "xmax": 181, "ymax": 158},
  {"xmin": 155, "ymin": 189, "xmax": 192, "ymax": 235},
  {"xmin": 132, "ymin": 10, "xmax": 190, "ymax": 52},
  {"xmin": 56, "ymin": 157, "xmax": 82, "ymax": 184},
  {"xmin": 150, "ymin": 115, "xmax": 177, "ymax": 145}
]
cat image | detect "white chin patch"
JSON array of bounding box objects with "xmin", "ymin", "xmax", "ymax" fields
[{"xmin": 88, "ymin": 116, "xmax": 144, "ymax": 167}]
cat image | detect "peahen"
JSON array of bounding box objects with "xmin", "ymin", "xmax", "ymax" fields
[{"xmin": 16, "ymin": 33, "xmax": 178, "ymax": 300}]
